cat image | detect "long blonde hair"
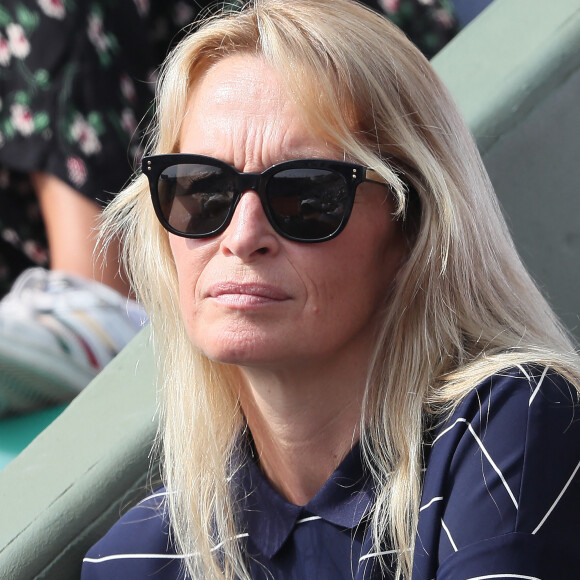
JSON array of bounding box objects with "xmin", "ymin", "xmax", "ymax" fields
[{"xmin": 102, "ymin": 1, "xmax": 580, "ymax": 578}]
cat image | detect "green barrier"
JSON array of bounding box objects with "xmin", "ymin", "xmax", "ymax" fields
[
  {"xmin": 433, "ymin": 0, "xmax": 580, "ymax": 339},
  {"xmin": 434, "ymin": 0, "xmax": 580, "ymax": 154},
  {"xmin": 0, "ymin": 328, "xmax": 157, "ymax": 579}
]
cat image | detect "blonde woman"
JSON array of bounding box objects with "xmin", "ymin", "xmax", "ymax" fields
[{"xmin": 82, "ymin": 0, "xmax": 580, "ymax": 578}]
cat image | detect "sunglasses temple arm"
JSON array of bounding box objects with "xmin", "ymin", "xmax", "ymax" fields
[{"xmin": 364, "ymin": 168, "xmax": 390, "ymax": 186}]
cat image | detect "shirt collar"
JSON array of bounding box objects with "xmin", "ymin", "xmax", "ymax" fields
[{"xmin": 233, "ymin": 442, "xmax": 373, "ymax": 559}]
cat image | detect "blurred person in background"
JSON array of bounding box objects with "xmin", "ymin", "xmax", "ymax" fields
[{"xmin": 0, "ymin": 0, "xmax": 213, "ymax": 415}]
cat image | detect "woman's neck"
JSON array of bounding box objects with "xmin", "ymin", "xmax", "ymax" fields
[{"xmin": 238, "ymin": 358, "xmax": 367, "ymax": 505}]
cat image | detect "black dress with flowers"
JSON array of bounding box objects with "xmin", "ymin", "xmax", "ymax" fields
[
  {"xmin": 0, "ymin": 0, "xmax": 174, "ymax": 293},
  {"xmin": 0, "ymin": 0, "xmax": 458, "ymax": 296}
]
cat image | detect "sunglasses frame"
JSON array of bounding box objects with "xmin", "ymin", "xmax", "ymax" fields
[{"xmin": 143, "ymin": 153, "xmax": 389, "ymax": 243}]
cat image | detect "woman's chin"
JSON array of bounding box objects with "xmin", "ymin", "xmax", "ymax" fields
[{"xmin": 192, "ymin": 331, "xmax": 284, "ymax": 368}]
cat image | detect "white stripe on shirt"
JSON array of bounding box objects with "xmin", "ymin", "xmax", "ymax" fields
[
  {"xmin": 434, "ymin": 418, "xmax": 518, "ymax": 509},
  {"xmin": 440, "ymin": 518, "xmax": 458, "ymax": 552},
  {"xmin": 532, "ymin": 458, "xmax": 580, "ymax": 534},
  {"xmin": 419, "ymin": 496, "xmax": 443, "ymax": 511},
  {"xmin": 83, "ymin": 532, "xmax": 250, "ymax": 564},
  {"xmin": 528, "ymin": 366, "xmax": 548, "ymax": 406},
  {"xmin": 465, "ymin": 575, "xmax": 541, "ymax": 580}
]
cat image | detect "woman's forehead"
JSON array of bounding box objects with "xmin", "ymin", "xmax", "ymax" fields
[{"xmin": 179, "ymin": 55, "xmax": 341, "ymax": 169}]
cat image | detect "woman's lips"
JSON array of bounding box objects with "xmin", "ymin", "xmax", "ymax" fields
[{"xmin": 207, "ymin": 283, "xmax": 291, "ymax": 307}]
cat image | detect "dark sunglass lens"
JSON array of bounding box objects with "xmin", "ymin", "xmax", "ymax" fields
[
  {"xmin": 157, "ymin": 164, "xmax": 235, "ymax": 235},
  {"xmin": 267, "ymin": 168, "xmax": 349, "ymax": 240}
]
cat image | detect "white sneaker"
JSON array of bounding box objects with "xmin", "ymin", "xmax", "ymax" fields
[{"xmin": 0, "ymin": 268, "xmax": 147, "ymax": 416}]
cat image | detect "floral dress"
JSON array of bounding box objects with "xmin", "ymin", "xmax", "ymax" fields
[{"xmin": 0, "ymin": 0, "xmax": 458, "ymax": 297}]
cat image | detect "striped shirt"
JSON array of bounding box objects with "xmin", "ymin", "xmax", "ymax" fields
[{"xmin": 82, "ymin": 366, "xmax": 580, "ymax": 579}]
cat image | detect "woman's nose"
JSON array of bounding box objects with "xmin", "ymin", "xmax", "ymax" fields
[{"xmin": 219, "ymin": 190, "xmax": 281, "ymax": 260}]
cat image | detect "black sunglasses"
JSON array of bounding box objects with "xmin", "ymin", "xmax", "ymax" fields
[{"xmin": 143, "ymin": 154, "xmax": 391, "ymax": 243}]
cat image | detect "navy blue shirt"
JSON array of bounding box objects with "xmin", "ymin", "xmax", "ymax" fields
[{"xmin": 82, "ymin": 366, "xmax": 580, "ymax": 578}]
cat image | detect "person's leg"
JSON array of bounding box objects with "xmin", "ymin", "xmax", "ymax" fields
[{"xmin": 31, "ymin": 171, "xmax": 131, "ymax": 298}]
